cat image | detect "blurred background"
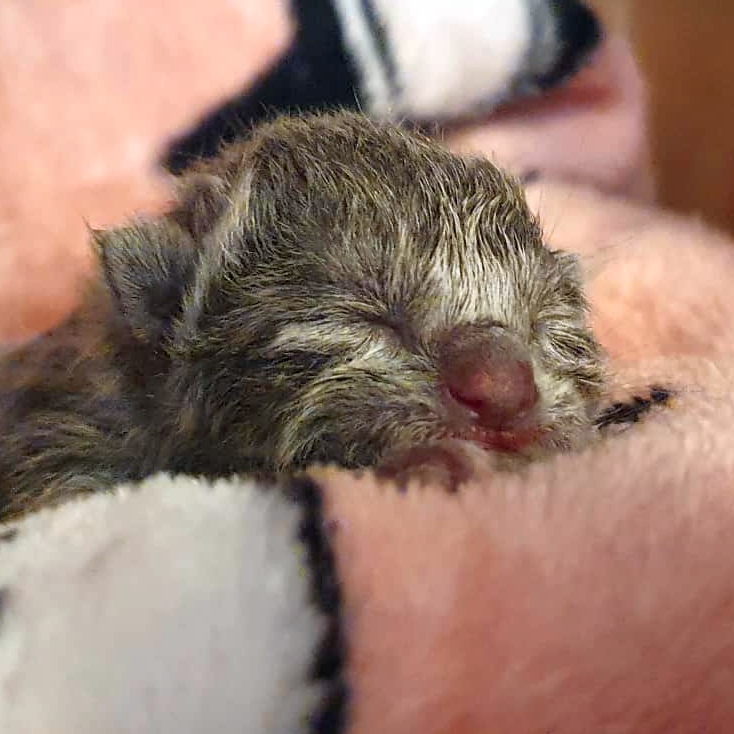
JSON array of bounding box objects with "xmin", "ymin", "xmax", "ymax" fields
[{"xmin": 595, "ymin": 0, "xmax": 734, "ymax": 234}]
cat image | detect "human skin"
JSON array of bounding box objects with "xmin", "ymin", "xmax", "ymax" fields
[{"xmin": 3, "ymin": 1, "xmax": 734, "ymax": 731}]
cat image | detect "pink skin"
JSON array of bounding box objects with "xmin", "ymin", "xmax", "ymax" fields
[{"xmin": 4, "ymin": 3, "xmax": 734, "ymax": 730}]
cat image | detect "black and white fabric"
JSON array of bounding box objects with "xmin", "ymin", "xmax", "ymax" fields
[
  {"xmin": 0, "ymin": 474, "xmax": 346, "ymax": 734},
  {"xmin": 162, "ymin": 0, "xmax": 601, "ymax": 173}
]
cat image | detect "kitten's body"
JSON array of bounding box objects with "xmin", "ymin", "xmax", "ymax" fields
[{"xmin": 0, "ymin": 111, "xmax": 604, "ymax": 519}]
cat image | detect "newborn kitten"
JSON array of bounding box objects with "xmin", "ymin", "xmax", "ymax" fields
[{"xmin": 0, "ymin": 111, "xmax": 605, "ymax": 519}]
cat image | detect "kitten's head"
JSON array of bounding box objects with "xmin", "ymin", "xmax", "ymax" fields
[{"xmin": 98, "ymin": 111, "xmax": 604, "ymax": 472}]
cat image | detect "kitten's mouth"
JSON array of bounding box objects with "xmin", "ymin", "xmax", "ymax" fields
[{"xmin": 459, "ymin": 425, "xmax": 542, "ymax": 453}]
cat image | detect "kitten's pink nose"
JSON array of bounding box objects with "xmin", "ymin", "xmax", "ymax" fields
[{"xmin": 441, "ymin": 327, "xmax": 539, "ymax": 430}]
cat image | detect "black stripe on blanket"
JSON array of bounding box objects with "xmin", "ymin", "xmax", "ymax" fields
[
  {"xmin": 161, "ymin": 0, "xmax": 362, "ymax": 174},
  {"xmin": 283, "ymin": 474, "xmax": 349, "ymax": 734}
]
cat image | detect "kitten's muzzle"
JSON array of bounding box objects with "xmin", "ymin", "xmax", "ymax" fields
[{"xmin": 439, "ymin": 324, "xmax": 541, "ymax": 453}]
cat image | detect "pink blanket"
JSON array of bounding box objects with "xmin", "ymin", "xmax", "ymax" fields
[{"xmin": 3, "ymin": 2, "xmax": 734, "ymax": 730}]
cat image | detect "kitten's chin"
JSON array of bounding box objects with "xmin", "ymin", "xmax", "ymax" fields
[{"xmin": 374, "ymin": 436, "xmax": 534, "ymax": 492}]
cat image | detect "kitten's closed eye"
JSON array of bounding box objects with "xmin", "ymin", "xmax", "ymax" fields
[{"xmin": 364, "ymin": 310, "xmax": 416, "ymax": 349}]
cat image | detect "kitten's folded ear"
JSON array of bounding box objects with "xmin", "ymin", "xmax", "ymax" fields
[{"xmin": 91, "ymin": 219, "xmax": 199, "ymax": 346}]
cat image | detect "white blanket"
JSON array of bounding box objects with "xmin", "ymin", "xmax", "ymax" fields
[{"xmin": 0, "ymin": 474, "xmax": 343, "ymax": 733}]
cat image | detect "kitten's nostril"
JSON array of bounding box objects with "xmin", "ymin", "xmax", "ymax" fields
[{"xmin": 445, "ymin": 358, "xmax": 539, "ymax": 429}]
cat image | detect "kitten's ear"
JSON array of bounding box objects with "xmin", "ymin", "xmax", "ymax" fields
[
  {"xmin": 91, "ymin": 218, "xmax": 199, "ymax": 345},
  {"xmin": 170, "ymin": 172, "xmax": 230, "ymax": 242}
]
